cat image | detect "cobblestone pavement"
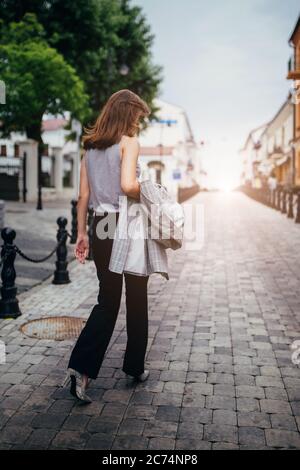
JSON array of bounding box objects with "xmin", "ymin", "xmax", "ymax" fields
[
  {"xmin": 3, "ymin": 198, "xmax": 75, "ymax": 293},
  {"xmin": 0, "ymin": 190, "xmax": 300, "ymax": 450}
]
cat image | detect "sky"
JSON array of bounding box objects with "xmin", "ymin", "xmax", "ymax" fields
[{"xmin": 132, "ymin": 0, "xmax": 299, "ymax": 189}]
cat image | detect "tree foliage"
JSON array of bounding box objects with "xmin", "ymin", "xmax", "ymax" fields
[
  {"xmin": 0, "ymin": 13, "xmax": 90, "ymax": 141},
  {"xmin": 0, "ymin": 0, "xmax": 163, "ymax": 126}
]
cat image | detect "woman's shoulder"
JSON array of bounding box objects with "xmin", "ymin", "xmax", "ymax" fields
[{"xmin": 120, "ymin": 134, "xmax": 140, "ymax": 149}]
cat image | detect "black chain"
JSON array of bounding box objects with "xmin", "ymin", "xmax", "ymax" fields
[{"xmin": 1, "ymin": 232, "xmax": 72, "ymax": 265}]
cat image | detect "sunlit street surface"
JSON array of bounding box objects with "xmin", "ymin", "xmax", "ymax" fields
[{"xmin": 0, "ymin": 191, "xmax": 300, "ymax": 450}]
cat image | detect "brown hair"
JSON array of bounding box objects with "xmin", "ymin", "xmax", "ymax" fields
[{"xmin": 82, "ymin": 89, "xmax": 150, "ymax": 150}]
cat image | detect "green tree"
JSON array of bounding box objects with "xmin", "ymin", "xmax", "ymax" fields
[
  {"xmin": 0, "ymin": 13, "xmax": 90, "ymax": 145},
  {"xmin": 0, "ymin": 0, "xmax": 163, "ymax": 124}
]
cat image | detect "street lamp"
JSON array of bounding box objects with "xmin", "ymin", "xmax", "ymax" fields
[
  {"xmin": 157, "ymin": 119, "xmax": 177, "ymax": 185},
  {"xmin": 119, "ymin": 63, "xmax": 129, "ymax": 76},
  {"xmin": 36, "ymin": 143, "xmax": 43, "ymax": 210}
]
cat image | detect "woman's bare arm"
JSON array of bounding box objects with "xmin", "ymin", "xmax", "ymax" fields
[
  {"xmin": 77, "ymin": 154, "xmax": 90, "ymax": 235},
  {"xmin": 120, "ymin": 135, "xmax": 140, "ymax": 199}
]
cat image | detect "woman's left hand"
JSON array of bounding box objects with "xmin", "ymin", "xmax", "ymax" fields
[{"xmin": 74, "ymin": 234, "xmax": 89, "ymax": 263}]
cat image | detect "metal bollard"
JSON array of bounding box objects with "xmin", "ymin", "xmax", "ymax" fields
[
  {"xmin": 287, "ymin": 191, "xmax": 294, "ymax": 219},
  {"xmin": 70, "ymin": 199, "xmax": 78, "ymax": 244},
  {"xmin": 281, "ymin": 190, "xmax": 287, "ymax": 214},
  {"xmin": 295, "ymin": 192, "xmax": 300, "ymax": 224},
  {"xmin": 0, "ymin": 228, "xmax": 22, "ymax": 319},
  {"xmin": 52, "ymin": 217, "xmax": 70, "ymax": 285},
  {"xmin": 271, "ymin": 189, "xmax": 276, "ymax": 208},
  {"xmin": 276, "ymin": 189, "xmax": 281, "ymax": 211},
  {"xmin": 86, "ymin": 207, "xmax": 94, "ymax": 261},
  {"xmin": 267, "ymin": 188, "xmax": 272, "ymax": 207}
]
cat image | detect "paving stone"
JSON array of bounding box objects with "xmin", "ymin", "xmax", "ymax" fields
[
  {"xmin": 130, "ymin": 391, "xmax": 154, "ymax": 405},
  {"xmin": 177, "ymin": 421, "xmax": 203, "ymax": 439},
  {"xmin": 237, "ymin": 412, "xmax": 271, "ymax": 428},
  {"xmin": 270, "ymin": 414, "xmax": 298, "ymax": 431},
  {"xmin": 290, "ymin": 401, "xmax": 300, "ymax": 416},
  {"xmin": 25, "ymin": 429, "xmax": 57, "ymax": 449},
  {"xmin": 234, "ymin": 365, "xmax": 260, "ymax": 376},
  {"xmin": 160, "ymin": 370, "xmax": 187, "ymax": 382},
  {"xmin": 204, "ymin": 424, "xmax": 238, "ymax": 444},
  {"xmin": 206, "ymin": 395, "xmax": 236, "ymax": 411},
  {"xmin": 265, "ymin": 429, "xmax": 300, "ymax": 449},
  {"xmin": 155, "ymin": 406, "xmax": 181, "ymax": 422},
  {"xmin": 111, "ymin": 435, "xmax": 149, "ymax": 450},
  {"xmin": 207, "ymin": 373, "xmax": 234, "ymax": 385},
  {"xmin": 85, "ymin": 433, "xmax": 114, "ymax": 450},
  {"xmin": 5, "ymin": 412, "xmax": 36, "ymax": 427},
  {"xmin": 0, "ymin": 425, "xmax": 32, "ymax": 444},
  {"xmin": 180, "ymin": 407, "xmax": 212, "ymax": 424},
  {"xmin": 214, "ymin": 384, "xmax": 236, "ymax": 397},
  {"xmin": 236, "ymin": 385, "xmax": 265, "ymax": 399},
  {"xmin": 153, "ymin": 393, "xmax": 183, "ymax": 407},
  {"xmin": 234, "ymin": 375, "xmax": 255, "ymax": 386},
  {"xmin": 212, "ymin": 442, "xmax": 239, "ymax": 450},
  {"xmin": 0, "ymin": 409, "xmax": 16, "ymax": 430},
  {"xmin": 260, "ymin": 399, "xmax": 292, "ymax": 415},
  {"xmin": 256, "ymin": 376, "xmax": 284, "ymax": 388},
  {"xmin": 0, "ymin": 373, "xmax": 27, "ymax": 385},
  {"xmin": 125, "ymin": 405, "xmax": 157, "ymax": 420},
  {"xmin": 238, "ymin": 427, "xmax": 266, "ymax": 446},
  {"xmin": 148, "ymin": 437, "xmax": 176, "ymax": 449},
  {"xmin": 48, "ymin": 400, "xmax": 74, "ymax": 414},
  {"xmin": 31, "ymin": 413, "xmax": 67, "ymax": 429},
  {"xmin": 51, "ymin": 430, "xmax": 90, "ymax": 450},
  {"xmin": 260, "ymin": 366, "xmax": 281, "ymax": 377},
  {"xmin": 236, "ymin": 398, "xmax": 260, "ymax": 412},
  {"xmin": 176, "ymin": 439, "xmax": 212, "ymax": 450},
  {"xmin": 62, "ymin": 414, "xmax": 91, "ymax": 431},
  {"xmin": 185, "ymin": 382, "xmax": 213, "ymax": 396},
  {"xmin": 265, "ymin": 387, "xmax": 288, "ymax": 400},
  {"xmin": 87, "ymin": 416, "xmax": 120, "ymax": 434},
  {"xmin": 213, "ymin": 409, "xmax": 237, "ymax": 426},
  {"xmin": 143, "ymin": 420, "xmax": 178, "ymax": 438}
]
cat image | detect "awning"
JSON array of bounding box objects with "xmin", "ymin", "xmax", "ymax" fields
[
  {"xmin": 258, "ymin": 160, "xmax": 274, "ymax": 173},
  {"xmin": 275, "ymin": 154, "xmax": 291, "ymax": 167}
]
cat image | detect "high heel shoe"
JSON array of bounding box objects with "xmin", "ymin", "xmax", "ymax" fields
[
  {"xmin": 61, "ymin": 368, "xmax": 92, "ymax": 404},
  {"xmin": 125, "ymin": 369, "xmax": 150, "ymax": 382}
]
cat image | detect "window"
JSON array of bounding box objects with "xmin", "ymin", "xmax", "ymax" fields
[
  {"xmin": 297, "ymin": 151, "xmax": 300, "ymax": 178},
  {"xmin": 0, "ymin": 145, "xmax": 7, "ymax": 157}
]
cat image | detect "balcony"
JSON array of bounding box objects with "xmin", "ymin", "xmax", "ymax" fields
[{"xmin": 287, "ymin": 55, "xmax": 300, "ymax": 79}]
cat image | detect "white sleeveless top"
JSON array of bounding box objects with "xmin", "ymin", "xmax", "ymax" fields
[{"xmin": 85, "ymin": 141, "xmax": 141, "ymax": 213}]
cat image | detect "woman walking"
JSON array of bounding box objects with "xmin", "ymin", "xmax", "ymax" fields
[{"xmin": 63, "ymin": 89, "xmax": 151, "ymax": 403}]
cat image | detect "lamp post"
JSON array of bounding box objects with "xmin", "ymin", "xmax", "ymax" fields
[
  {"xmin": 106, "ymin": 48, "xmax": 129, "ymax": 95},
  {"xmin": 157, "ymin": 119, "xmax": 177, "ymax": 185},
  {"xmin": 36, "ymin": 143, "xmax": 43, "ymax": 210}
]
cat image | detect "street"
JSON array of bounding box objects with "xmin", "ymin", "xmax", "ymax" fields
[{"xmin": 0, "ymin": 190, "xmax": 300, "ymax": 450}]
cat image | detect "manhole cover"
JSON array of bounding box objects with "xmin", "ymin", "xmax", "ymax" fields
[{"xmin": 20, "ymin": 316, "xmax": 86, "ymax": 341}]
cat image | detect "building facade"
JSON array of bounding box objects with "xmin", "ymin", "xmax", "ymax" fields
[
  {"xmin": 138, "ymin": 98, "xmax": 202, "ymax": 199},
  {"xmin": 239, "ymin": 124, "xmax": 268, "ymax": 187},
  {"xmin": 0, "ymin": 112, "xmax": 81, "ymax": 201},
  {"xmin": 240, "ymin": 99, "xmax": 293, "ymax": 189},
  {"xmin": 287, "ymin": 15, "xmax": 300, "ymax": 188}
]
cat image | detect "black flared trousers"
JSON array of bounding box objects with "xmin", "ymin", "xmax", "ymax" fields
[{"xmin": 68, "ymin": 212, "xmax": 149, "ymax": 379}]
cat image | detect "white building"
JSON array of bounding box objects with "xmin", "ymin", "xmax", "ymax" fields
[
  {"xmin": 240, "ymin": 96, "xmax": 293, "ymax": 188},
  {"xmin": 261, "ymin": 98, "xmax": 293, "ymax": 186},
  {"xmin": 239, "ymin": 123, "xmax": 268, "ymax": 187},
  {"xmin": 0, "ymin": 112, "xmax": 81, "ymax": 202},
  {"xmin": 138, "ymin": 98, "xmax": 202, "ymax": 199}
]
